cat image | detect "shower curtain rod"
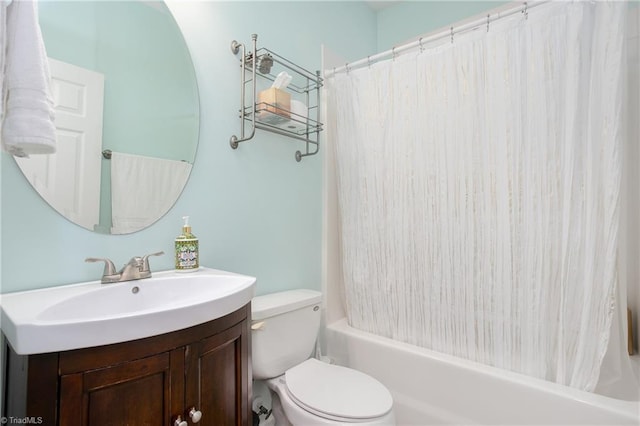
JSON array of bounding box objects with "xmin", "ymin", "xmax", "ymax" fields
[{"xmin": 328, "ymin": 1, "xmax": 547, "ymax": 76}]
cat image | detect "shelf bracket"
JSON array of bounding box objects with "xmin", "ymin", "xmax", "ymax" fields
[{"xmin": 230, "ymin": 34, "xmax": 257, "ymax": 149}]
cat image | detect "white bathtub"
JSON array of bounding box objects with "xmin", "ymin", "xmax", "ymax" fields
[{"xmin": 325, "ymin": 319, "xmax": 640, "ymax": 425}]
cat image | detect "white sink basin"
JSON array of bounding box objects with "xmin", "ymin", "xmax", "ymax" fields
[{"xmin": 0, "ymin": 267, "xmax": 256, "ymax": 354}]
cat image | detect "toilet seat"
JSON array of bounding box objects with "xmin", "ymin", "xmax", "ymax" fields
[{"xmin": 284, "ymin": 358, "xmax": 393, "ymax": 422}]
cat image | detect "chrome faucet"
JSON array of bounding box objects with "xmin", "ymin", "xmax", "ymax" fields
[{"xmin": 86, "ymin": 251, "xmax": 164, "ymax": 284}]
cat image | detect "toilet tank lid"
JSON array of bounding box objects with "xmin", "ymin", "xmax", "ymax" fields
[{"xmin": 252, "ymin": 289, "xmax": 322, "ymax": 320}]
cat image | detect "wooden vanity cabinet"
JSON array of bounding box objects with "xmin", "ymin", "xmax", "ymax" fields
[{"xmin": 4, "ymin": 304, "xmax": 252, "ymax": 426}]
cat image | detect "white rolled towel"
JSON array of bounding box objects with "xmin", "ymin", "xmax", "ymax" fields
[{"xmin": 1, "ymin": 0, "xmax": 56, "ymax": 157}]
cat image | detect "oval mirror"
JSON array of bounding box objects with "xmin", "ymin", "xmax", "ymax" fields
[{"xmin": 14, "ymin": 1, "xmax": 199, "ymax": 234}]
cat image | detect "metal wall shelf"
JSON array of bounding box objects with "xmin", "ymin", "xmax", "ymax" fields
[{"xmin": 230, "ymin": 34, "xmax": 323, "ymax": 162}]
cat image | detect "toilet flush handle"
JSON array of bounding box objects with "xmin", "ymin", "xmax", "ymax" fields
[{"xmin": 251, "ymin": 321, "xmax": 266, "ymax": 330}]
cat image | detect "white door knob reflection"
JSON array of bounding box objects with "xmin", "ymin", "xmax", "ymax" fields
[
  {"xmin": 189, "ymin": 407, "xmax": 203, "ymax": 423},
  {"xmin": 174, "ymin": 415, "xmax": 187, "ymax": 426}
]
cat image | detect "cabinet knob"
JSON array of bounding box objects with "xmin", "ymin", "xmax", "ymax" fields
[
  {"xmin": 173, "ymin": 415, "xmax": 187, "ymax": 426},
  {"xmin": 189, "ymin": 407, "xmax": 203, "ymax": 423}
]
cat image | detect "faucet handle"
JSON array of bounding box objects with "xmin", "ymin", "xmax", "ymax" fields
[
  {"xmin": 141, "ymin": 251, "xmax": 164, "ymax": 272},
  {"xmin": 85, "ymin": 257, "xmax": 118, "ymax": 279}
]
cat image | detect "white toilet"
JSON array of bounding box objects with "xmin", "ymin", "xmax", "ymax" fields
[{"xmin": 251, "ymin": 289, "xmax": 395, "ymax": 425}]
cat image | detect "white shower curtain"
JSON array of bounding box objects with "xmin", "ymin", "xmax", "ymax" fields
[{"xmin": 328, "ymin": 1, "xmax": 626, "ymax": 391}]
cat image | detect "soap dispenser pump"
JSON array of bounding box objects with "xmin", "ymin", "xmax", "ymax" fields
[{"xmin": 175, "ymin": 216, "xmax": 199, "ymax": 272}]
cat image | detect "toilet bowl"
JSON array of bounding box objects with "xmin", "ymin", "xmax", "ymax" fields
[
  {"xmin": 251, "ymin": 290, "xmax": 395, "ymax": 425},
  {"xmin": 264, "ymin": 359, "xmax": 395, "ymax": 425}
]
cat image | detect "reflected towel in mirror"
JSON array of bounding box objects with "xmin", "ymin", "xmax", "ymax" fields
[{"xmin": 110, "ymin": 152, "xmax": 192, "ymax": 234}]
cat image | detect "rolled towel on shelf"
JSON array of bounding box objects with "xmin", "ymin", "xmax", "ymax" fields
[{"xmin": 283, "ymin": 100, "xmax": 308, "ymax": 133}]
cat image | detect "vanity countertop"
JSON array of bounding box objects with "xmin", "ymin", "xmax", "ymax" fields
[{"xmin": 0, "ymin": 267, "xmax": 256, "ymax": 354}]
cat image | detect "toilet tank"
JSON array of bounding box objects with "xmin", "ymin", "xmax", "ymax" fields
[{"xmin": 251, "ymin": 289, "xmax": 322, "ymax": 380}]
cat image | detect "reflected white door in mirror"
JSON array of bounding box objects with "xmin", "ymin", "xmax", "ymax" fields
[{"xmin": 16, "ymin": 58, "xmax": 104, "ymax": 231}]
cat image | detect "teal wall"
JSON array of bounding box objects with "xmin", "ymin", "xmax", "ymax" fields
[
  {"xmin": 1, "ymin": 0, "xmax": 376, "ymax": 295},
  {"xmin": 1, "ymin": 1, "xmax": 511, "ymax": 296},
  {"xmin": 376, "ymin": 1, "xmax": 508, "ymax": 50},
  {"xmin": 39, "ymin": 1, "xmax": 199, "ymax": 162}
]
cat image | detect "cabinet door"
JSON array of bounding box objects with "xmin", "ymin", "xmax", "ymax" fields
[
  {"xmin": 185, "ymin": 321, "xmax": 250, "ymax": 426},
  {"xmin": 59, "ymin": 348, "xmax": 185, "ymax": 426}
]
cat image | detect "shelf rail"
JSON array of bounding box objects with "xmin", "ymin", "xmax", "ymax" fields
[{"xmin": 229, "ymin": 34, "xmax": 323, "ymax": 162}]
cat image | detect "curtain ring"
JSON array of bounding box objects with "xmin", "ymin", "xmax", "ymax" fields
[
  {"xmin": 345, "ymin": 62, "xmax": 350, "ymax": 74},
  {"xmin": 419, "ymin": 37, "xmax": 424, "ymax": 53},
  {"xmin": 367, "ymin": 56, "xmax": 372, "ymax": 68},
  {"xmin": 523, "ymin": 2, "xmax": 528, "ymax": 20},
  {"xmin": 450, "ymin": 26, "xmax": 454, "ymax": 44},
  {"xmin": 392, "ymin": 46, "xmax": 397, "ymax": 60},
  {"xmin": 486, "ymin": 14, "xmax": 490, "ymax": 32}
]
